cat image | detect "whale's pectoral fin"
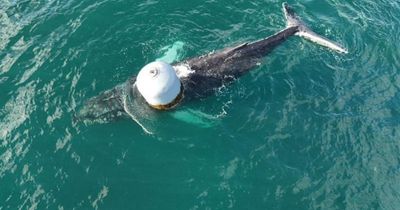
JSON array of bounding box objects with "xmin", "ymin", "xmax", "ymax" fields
[
  {"xmin": 171, "ymin": 108, "xmax": 218, "ymax": 128},
  {"xmin": 282, "ymin": 2, "xmax": 348, "ymax": 54}
]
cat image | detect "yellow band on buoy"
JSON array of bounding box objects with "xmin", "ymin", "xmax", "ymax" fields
[{"xmin": 149, "ymin": 83, "xmax": 184, "ymax": 110}]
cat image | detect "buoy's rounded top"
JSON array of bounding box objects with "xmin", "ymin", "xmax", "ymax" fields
[{"xmin": 136, "ymin": 61, "xmax": 181, "ymax": 108}]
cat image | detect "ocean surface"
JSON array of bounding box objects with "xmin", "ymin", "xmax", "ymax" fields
[{"xmin": 1, "ymin": 0, "xmax": 400, "ymax": 209}]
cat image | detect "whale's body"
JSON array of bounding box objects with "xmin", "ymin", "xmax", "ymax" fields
[
  {"xmin": 177, "ymin": 26, "xmax": 299, "ymax": 101},
  {"xmin": 78, "ymin": 3, "xmax": 347, "ymax": 124}
]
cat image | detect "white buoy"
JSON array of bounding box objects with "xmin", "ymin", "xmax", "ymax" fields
[{"xmin": 136, "ymin": 61, "xmax": 182, "ymax": 109}]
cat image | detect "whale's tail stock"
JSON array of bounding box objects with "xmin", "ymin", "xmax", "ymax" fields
[{"xmin": 282, "ymin": 2, "xmax": 348, "ymax": 54}]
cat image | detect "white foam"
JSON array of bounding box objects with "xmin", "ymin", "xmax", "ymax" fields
[
  {"xmin": 174, "ymin": 64, "xmax": 195, "ymax": 78},
  {"xmin": 91, "ymin": 186, "xmax": 109, "ymax": 210},
  {"xmin": 122, "ymin": 91, "xmax": 154, "ymax": 135}
]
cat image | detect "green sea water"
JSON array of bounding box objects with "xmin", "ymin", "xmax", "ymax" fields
[{"xmin": 1, "ymin": 0, "xmax": 400, "ymax": 209}]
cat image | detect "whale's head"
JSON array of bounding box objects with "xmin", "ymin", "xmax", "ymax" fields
[{"xmin": 136, "ymin": 61, "xmax": 183, "ymax": 110}]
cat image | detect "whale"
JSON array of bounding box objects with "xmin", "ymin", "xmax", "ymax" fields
[{"xmin": 77, "ymin": 3, "xmax": 347, "ymax": 130}]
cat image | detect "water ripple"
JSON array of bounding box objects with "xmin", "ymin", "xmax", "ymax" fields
[{"xmin": 1, "ymin": 0, "xmax": 400, "ymax": 209}]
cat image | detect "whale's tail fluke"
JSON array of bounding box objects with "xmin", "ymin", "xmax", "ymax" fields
[{"xmin": 282, "ymin": 2, "xmax": 348, "ymax": 54}]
